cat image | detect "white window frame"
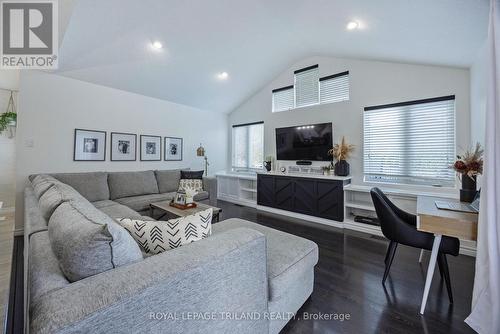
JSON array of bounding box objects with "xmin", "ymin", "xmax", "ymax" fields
[
  {"xmin": 319, "ymin": 71, "xmax": 350, "ymax": 104},
  {"xmin": 231, "ymin": 122, "xmax": 265, "ymax": 171},
  {"xmin": 294, "ymin": 64, "xmax": 319, "ymax": 108},
  {"xmin": 363, "ymin": 96, "xmax": 456, "ymax": 188},
  {"xmin": 271, "ymin": 66, "xmax": 350, "ymax": 113}
]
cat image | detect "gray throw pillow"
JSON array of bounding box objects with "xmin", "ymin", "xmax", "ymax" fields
[
  {"xmin": 31, "ymin": 174, "xmax": 60, "ymax": 199},
  {"xmin": 38, "ymin": 182, "xmax": 85, "ymax": 220},
  {"xmin": 49, "ymin": 199, "xmax": 143, "ymax": 282}
]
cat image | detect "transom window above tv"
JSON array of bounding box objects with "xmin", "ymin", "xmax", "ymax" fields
[{"xmin": 272, "ymin": 65, "xmax": 349, "ymax": 113}]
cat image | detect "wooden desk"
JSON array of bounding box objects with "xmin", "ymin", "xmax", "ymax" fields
[{"xmin": 416, "ymin": 195, "xmax": 478, "ymax": 314}]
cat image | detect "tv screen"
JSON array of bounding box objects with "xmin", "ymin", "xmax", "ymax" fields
[{"xmin": 276, "ymin": 123, "xmax": 333, "ymax": 161}]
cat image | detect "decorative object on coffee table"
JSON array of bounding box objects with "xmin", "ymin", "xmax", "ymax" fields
[
  {"xmin": 74, "ymin": 129, "xmax": 106, "ymax": 161},
  {"xmin": 453, "ymin": 143, "xmax": 483, "ymax": 202},
  {"xmin": 329, "ymin": 136, "xmax": 354, "ymax": 176},
  {"xmin": 164, "ymin": 137, "xmax": 183, "ymax": 161},
  {"xmin": 140, "ymin": 135, "xmax": 161, "ymax": 161},
  {"xmin": 196, "ymin": 143, "xmax": 209, "ymax": 176},
  {"xmin": 150, "ymin": 200, "xmax": 222, "ymax": 222},
  {"xmin": 264, "ymin": 156, "xmax": 273, "ymax": 172},
  {"xmin": 110, "ymin": 132, "xmax": 136, "ymax": 161}
]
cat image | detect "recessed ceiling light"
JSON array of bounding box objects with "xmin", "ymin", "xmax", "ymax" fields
[
  {"xmin": 346, "ymin": 21, "xmax": 359, "ymax": 30},
  {"xmin": 151, "ymin": 41, "xmax": 163, "ymax": 49},
  {"xmin": 217, "ymin": 72, "xmax": 229, "ymax": 80}
]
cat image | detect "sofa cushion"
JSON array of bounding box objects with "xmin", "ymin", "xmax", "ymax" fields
[
  {"xmin": 38, "ymin": 182, "xmax": 85, "ymax": 220},
  {"xmin": 212, "ymin": 218, "xmax": 318, "ymax": 301},
  {"xmin": 52, "ymin": 172, "xmax": 110, "ymax": 202},
  {"xmin": 91, "ymin": 200, "xmax": 118, "ymax": 209},
  {"xmin": 29, "ymin": 231, "xmax": 69, "ymax": 304},
  {"xmin": 48, "ymin": 200, "xmax": 143, "ymax": 282},
  {"xmin": 116, "ymin": 208, "xmax": 213, "ymax": 255},
  {"xmin": 108, "ymin": 170, "xmax": 159, "ymax": 200},
  {"xmin": 31, "ymin": 174, "xmax": 60, "ymax": 199},
  {"xmin": 115, "ymin": 193, "xmax": 175, "ymax": 212},
  {"xmin": 100, "ymin": 203, "xmax": 143, "ymax": 219},
  {"xmin": 155, "ymin": 169, "xmax": 182, "ymax": 193},
  {"xmin": 193, "ymin": 191, "xmax": 209, "ymax": 202}
]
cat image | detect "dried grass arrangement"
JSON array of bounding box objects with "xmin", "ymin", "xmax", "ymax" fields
[{"xmin": 328, "ymin": 136, "xmax": 355, "ymax": 161}]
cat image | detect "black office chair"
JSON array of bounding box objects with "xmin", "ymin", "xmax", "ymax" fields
[{"xmin": 370, "ymin": 187, "xmax": 460, "ymax": 303}]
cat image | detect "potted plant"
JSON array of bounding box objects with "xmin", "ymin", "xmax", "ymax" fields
[
  {"xmin": 321, "ymin": 166, "xmax": 331, "ymax": 176},
  {"xmin": 453, "ymin": 143, "xmax": 483, "ymax": 202},
  {"xmin": 328, "ymin": 136, "xmax": 354, "ymax": 176},
  {"xmin": 0, "ymin": 111, "xmax": 17, "ymax": 136},
  {"xmin": 264, "ymin": 156, "xmax": 273, "ymax": 172}
]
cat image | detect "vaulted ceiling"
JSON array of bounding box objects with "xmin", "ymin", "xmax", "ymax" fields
[{"xmin": 55, "ymin": 0, "xmax": 489, "ymax": 113}]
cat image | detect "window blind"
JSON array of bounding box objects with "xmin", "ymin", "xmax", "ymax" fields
[
  {"xmin": 320, "ymin": 71, "xmax": 349, "ymax": 103},
  {"xmin": 294, "ymin": 65, "xmax": 319, "ymax": 108},
  {"xmin": 232, "ymin": 122, "xmax": 264, "ymax": 170},
  {"xmin": 272, "ymin": 86, "xmax": 294, "ymax": 112},
  {"xmin": 363, "ymin": 96, "xmax": 456, "ymax": 187}
]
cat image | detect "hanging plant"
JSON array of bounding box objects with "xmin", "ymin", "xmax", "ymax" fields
[
  {"xmin": 0, "ymin": 90, "xmax": 17, "ymax": 135},
  {"xmin": 0, "ymin": 111, "xmax": 16, "ymax": 134}
]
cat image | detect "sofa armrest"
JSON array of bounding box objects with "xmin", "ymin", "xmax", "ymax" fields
[
  {"xmin": 203, "ymin": 176, "xmax": 217, "ymax": 206},
  {"xmin": 30, "ymin": 228, "xmax": 268, "ymax": 334}
]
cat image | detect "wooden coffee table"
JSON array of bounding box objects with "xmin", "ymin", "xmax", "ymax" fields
[{"xmin": 149, "ymin": 201, "xmax": 222, "ymax": 222}]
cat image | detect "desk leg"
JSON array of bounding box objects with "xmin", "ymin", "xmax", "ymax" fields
[{"xmin": 420, "ymin": 234, "xmax": 442, "ymax": 315}]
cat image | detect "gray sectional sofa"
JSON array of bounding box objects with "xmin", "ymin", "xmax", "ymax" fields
[{"xmin": 24, "ymin": 169, "xmax": 319, "ymax": 334}]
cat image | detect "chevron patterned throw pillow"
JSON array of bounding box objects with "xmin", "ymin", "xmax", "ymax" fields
[{"xmin": 116, "ymin": 208, "xmax": 213, "ymax": 255}]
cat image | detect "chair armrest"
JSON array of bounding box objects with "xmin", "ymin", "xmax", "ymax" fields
[
  {"xmin": 30, "ymin": 228, "xmax": 268, "ymax": 334},
  {"xmin": 203, "ymin": 176, "xmax": 217, "ymax": 206}
]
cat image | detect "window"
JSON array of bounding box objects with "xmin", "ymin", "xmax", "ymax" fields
[
  {"xmin": 272, "ymin": 65, "xmax": 350, "ymax": 112},
  {"xmin": 320, "ymin": 71, "xmax": 349, "ymax": 103},
  {"xmin": 294, "ymin": 65, "xmax": 319, "ymax": 108},
  {"xmin": 232, "ymin": 122, "xmax": 264, "ymax": 170},
  {"xmin": 363, "ymin": 96, "xmax": 456, "ymax": 187},
  {"xmin": 272, "ymin": 85, "xmax": 294, "ymax": 112}
]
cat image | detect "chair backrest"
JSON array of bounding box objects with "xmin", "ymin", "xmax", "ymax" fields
[{"xmin": 370, "ymin": 187, "xmax": 400, "ymax": 241}]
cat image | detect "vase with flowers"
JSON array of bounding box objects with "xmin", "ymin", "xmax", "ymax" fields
[
  {"xmin": 453, "ymin": 143, "xmax": 483, "ymax": 202},
  {"xmin": 328, "ymin": 136, "xmax": 354, "ymax": 176}
]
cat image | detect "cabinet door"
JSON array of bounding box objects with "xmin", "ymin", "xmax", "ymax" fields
[
  {"xmin": 257, "ymin": 174, "xmax": 274, "ymax": 207},
  {"xmin": 317, "ymin": 180, "xmax": 344, "ymax": 221},
  {"xmin": 293, "ymin": 178, "xmax": 316, "ymax": 215},
  {"xmin": 275, "ymin": 177, "xmax": 294, "ymax": 210}
]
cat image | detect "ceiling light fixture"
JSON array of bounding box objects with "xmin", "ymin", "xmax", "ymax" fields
[
  {"xmin": 346, "ymin": 21, "xmax": 359, "ymax": 30},
  {"xmin": 217, "ymin": 72, "xmax": 229, "ymax": 80},
  {"xmin": 151, "ymin": 41, "xmax": 163, "ymax": 49}
]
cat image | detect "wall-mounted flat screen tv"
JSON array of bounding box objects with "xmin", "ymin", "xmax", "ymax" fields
[{"xmin": 276, "ymin": 122, "xmax": 333, "ymax": 161}]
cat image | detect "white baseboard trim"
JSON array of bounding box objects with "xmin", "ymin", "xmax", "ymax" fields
[
  {"xmin": 217, "ymin": 196, "xmax": 257, "ymax": 208},
  {"xmin": 252, "ymin": 204, "xmax": 476, "ymax": 257},
  {"xmin": 256, "ymin": 205, "xmax": 344, "ymax": 229}
]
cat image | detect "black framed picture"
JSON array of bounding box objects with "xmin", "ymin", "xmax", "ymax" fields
[
  {"xmin": 164, "ymin": 137, "xmax": 183, "ymax": 161},
  {"xmin": 111, "ymin": 132, "xmax": 136, "ymax": 161},
  {"xmin": 140, "ymin": 135, "xmax": 161, "ymax": 161},
  {"xmin": 73, "ymin": 129, "xmax": 106, "ymax": 161}
]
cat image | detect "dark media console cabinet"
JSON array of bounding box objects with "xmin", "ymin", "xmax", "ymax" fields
[{"xmin": 257, "ymin": 173, "xmax": 351, "ymax": 222}]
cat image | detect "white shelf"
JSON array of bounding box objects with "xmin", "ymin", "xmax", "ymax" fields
[
  {"xmin": 345, "ymin": 201, "xmax": 375, "ymax": 211},
  {"xmin": 344, "ymin": 184, "xmax": 458, "ymax": 199},
  {"xmin": 241, "ymin": 187, "xmax": 257, "ymax": 193}
]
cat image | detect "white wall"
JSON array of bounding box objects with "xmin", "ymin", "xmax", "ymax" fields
[
  {"xmin": 15, "ymin": 71, "xmax": 228, "ymax": 229},
  {"xmin": 470, "ymin": 42, "xmax": 487, "ymax": 146},
  {"xmin": 0, "ymin": 70, "xmax": 19, "ymax": 208},
  {"xmin": 229, "ymin": 56, "xmax": 470, "ymax": 189}
]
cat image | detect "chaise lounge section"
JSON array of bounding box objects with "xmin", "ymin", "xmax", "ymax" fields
[{"xmin": 24, "ymin": 170, "xmax": 318, "ymax": 333}]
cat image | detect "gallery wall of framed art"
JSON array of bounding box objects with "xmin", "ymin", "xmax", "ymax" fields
[{"xmin": 73, "ymin": 129, "xmax": 183, "ymax": 163}]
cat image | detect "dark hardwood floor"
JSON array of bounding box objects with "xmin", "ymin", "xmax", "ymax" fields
[{"xmin": 216, "ymin": 200, "xmax": 476, "ymax": 334}]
